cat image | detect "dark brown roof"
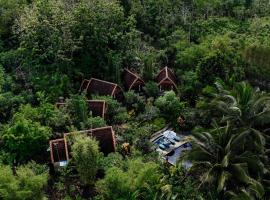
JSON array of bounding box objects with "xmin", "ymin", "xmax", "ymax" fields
[
  {"xmin": 64, "ymin": 126, "xmax": 116, "ymax": 156},
  {"xmin": 123, "ymin": 68, "xmax": 145, "ymax": 91},
  {"xmin": 80, "ymin": 78, "xmax": 120, "ymax": 96},
  {"xmin": 49, "ymin": 138, "xmax": 69, "ymax": 164},
  {"xmin": 80, "ymin": 78, "xmax": 124, "ymax": 101},
  {"xmin": 156, "ymin": 67, "xmax": 177, "ymax": 89},
  {"xmin": 86, "ymin": 100, "xmax": 107, "ymax": 119},
  {"xmin": 56, "ymin": 100, "xmax": 107, "ymax": 118}
]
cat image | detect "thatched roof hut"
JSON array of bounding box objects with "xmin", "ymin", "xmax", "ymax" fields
[
  {"xmin": 80, "ymin": 78, "xmax": 124, "ymax": 101},
  {"xmin": 156, "ymin": 67, "xmax": 177, "ymax": 91},
  {"xmin": 123, "ymin": 68, "xmax": 144, "ymax": 92}
]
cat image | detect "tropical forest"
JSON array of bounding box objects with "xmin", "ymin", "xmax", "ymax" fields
[{"xmin": 0, "ymin": 0, "xmax": 270, "ymax": 199}]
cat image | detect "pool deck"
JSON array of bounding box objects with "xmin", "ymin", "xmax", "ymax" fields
[
  {"xmin": 150, "ymin": 125, "xmax": 171, "ymax": 142},
  {"xmin": 155, "ymin": 139, "xmax": 189, "ymax": 156},
  {"xmin": 151, "ymin": 128, "xmax": 192, "ymax": 166}
]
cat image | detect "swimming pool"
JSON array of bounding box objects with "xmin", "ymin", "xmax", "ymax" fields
[{"xmin": 166, "ymin": 142, "xmax": 192, "ymax": 167}]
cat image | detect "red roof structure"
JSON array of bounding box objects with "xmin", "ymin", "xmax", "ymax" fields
[
  {"xmin": 156, "ymin": 67, "xmax": 177, "ymax": 91},
  {"xmin": 64, "ymin": 126, "xmax": 116, "ymax": 157},
  {"xmin": 49, "ymin": 138, "xmax": 69, "ymax": 164},
  {"xmin": 123, "ymin": 68, "xmax": 145, "ymax": 91},
  {"xmin": 56, "ymin": 100, "xmax": 107, "ymax": 119},
  {"xmin": 80, "ymin": 78, "xmax": 124, "ymax": 101}
]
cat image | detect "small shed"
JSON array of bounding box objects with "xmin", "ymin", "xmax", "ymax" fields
[
  {"xmin": 156, "ymin": 67, "xmax": 177, "ymax": 91},
  {"xmin": 49, "ymin": 138, "xmax": 69, "ymax": 165},
  {"xmin": 64, "ymin": 126, "xmax": 116, "ymax": 157},
  {"xmin": 123, "ymin": 68, "xmax": 145, "ymax": 92},
  {"xmin": 80, "ymin": 78, "xmax": 124, "ymax": 101}
]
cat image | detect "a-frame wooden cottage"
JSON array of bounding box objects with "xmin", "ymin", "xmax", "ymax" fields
[{"xmin": 156, "ymin": 67, "xmax": 177, "ymax": 91}]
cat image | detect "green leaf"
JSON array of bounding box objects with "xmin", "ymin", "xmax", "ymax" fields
[
  {"xmin": 231, "ymin": 163, "xmax": 250, "ymax": 183},
  {"xmin": 217, "ymin": 171, "xmax": 230, "ymax": 193},
  {"xmin": 221, "ymin": 152, "xmax": 230, "ymax": 168}
]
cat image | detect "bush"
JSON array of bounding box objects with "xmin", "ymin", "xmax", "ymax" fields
[
  {"xmin": 95, "ymin": 159, "xmax": 162, "ymax": 200},
  {"xmin": 124, "ymin": 91, "xmax": 145, "ymax": 113},
  {"xmin": 93, "ymin": 95, "xmax": 129, "ymax": 124},
  {"xmin": 0, "ymin": 114, "xmax": 52, "ymax": 163},
  {"xmin": 155, "ymin": 91, "xmax": 185, "ymax": 124},
  {"xmin": 0, "ymin": 64, "xmax": 4, "ymax": 92},
  {"xmin": 163, "ymin": 165, "xmax": 217, "ymax": 199},
  {"xmin": 0, "ymin": 163, "xmax": 48, "ymax": 200},
  {"xmin": 85, "ymin": 116, "xmax": 106, "ymax": 129},
  {"xmin": 72, "ymin": 135, "xmax": 103, "ymax": 186},
  {"xmin": 152, "ymin": 117, "xmax": 166, "ymax": 131},
  {"xmin": 144, "ymin": 81, "xmax": 159, "ymax": 98},
  {"xmin": 66, "ymin": 94, "xmax": 88, "ymax": 129},
  {"xmin": 137, "ymin": 104, "xmax": 160, "ymax": 122},
  {"xmin": 100, "ymin": 153, "xmax": 124, "ymax": 172},
  {"xmin": 121, "ymin": 123, "xmax": 152, "ymax": 145},
  {"xmin": 0, "ymin": 92, "xmax": 26, "ymax": 123},
  {"xmin": 135, "ymin": 135, "xmax": 152, "ymax": 154},
  {"xmin": 14, "ymin": 94, "xmax": 72, "ymax": 133},
  {"xmin": 113, "ymin": 107, "xmax": 130, "ymax": 124}
]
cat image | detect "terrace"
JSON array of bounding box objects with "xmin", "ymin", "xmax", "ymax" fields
[{"xmin": 151, "ymin": 130, "xmax": 192, "ymax": 166}]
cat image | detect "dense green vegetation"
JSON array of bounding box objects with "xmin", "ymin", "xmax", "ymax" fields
[{"xmin": 0, "ymin": 0, "xmax": 269, "ymax": 199}]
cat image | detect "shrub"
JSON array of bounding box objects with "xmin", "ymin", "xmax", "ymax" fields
[
  {"xmin": 100, "ymin": 153, "xmax": 124, "ymax": 172},
  {"xmin": 135, "ymin": 136, "xmax": 152, "ymax": 154},
  {"xmin": 121, "ymin": 123, "xmax": 152, "ymax": 145},
  {"xmin": 0, "ymin": 92, "xmax": 26, "ymax": 123},
  {"xmin": 152, "ymin": 117, "xmax": 166, "ymax": 131},
  {"xmin": 72, "ymin": 135, "xmax": 103, "ymax": 186},
  {"xmin": 155, "ymin": 91, "xmax": 185, "ymax": 124},
  {"xmin": 113, "ymin": 107, "xmax": 130, "ymax": 124},
  {"xmin": 137, "ymin": 104, "xmax": 160, "ymax": 122},
  {"xmin": 0, "ymin": 163, "xmax": 48, "ymax": 200},
  {"xmin": 0, "ymin": 114, "xmax": 52, "ymax": 163},
  {"xmin": 11, "ymin": 93, "xmax": 72, "ymax": 133},
  {"xmin": 85, "ymin": 116, "xmax": 106, "ymax": 129},
  {"xmin": 0, "ymin": 64, "xmax": 4, "ymax": 92},
  {"xmin": 95, "ymin": 159, "xmax": 162, "ymax": 200},
  {"xmin": 66, "ymin": 94, "xmax": 88, "ymax": 128},
  {"xmin": 144, "ymin": 81, "xmax": 159, "ymax": 98},
  {"xmin": 93, "ymin": 95, "xmax": 129, "ymax": 124},
  {"xmin": 124, "ymin": 91, "xmax": 145, "ymax": 113}
]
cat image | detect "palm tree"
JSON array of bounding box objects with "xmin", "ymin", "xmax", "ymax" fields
[
  {"xmin": 195, "ymin": 81, "xmax": 270, "ymax": 198},
  {"xmin": 186, "ymin": 123, "xmax": 265, "ymax": 199},
  {"xmin": 210, "ymin": 81, "xmax": 270, "ymax": 130}
]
